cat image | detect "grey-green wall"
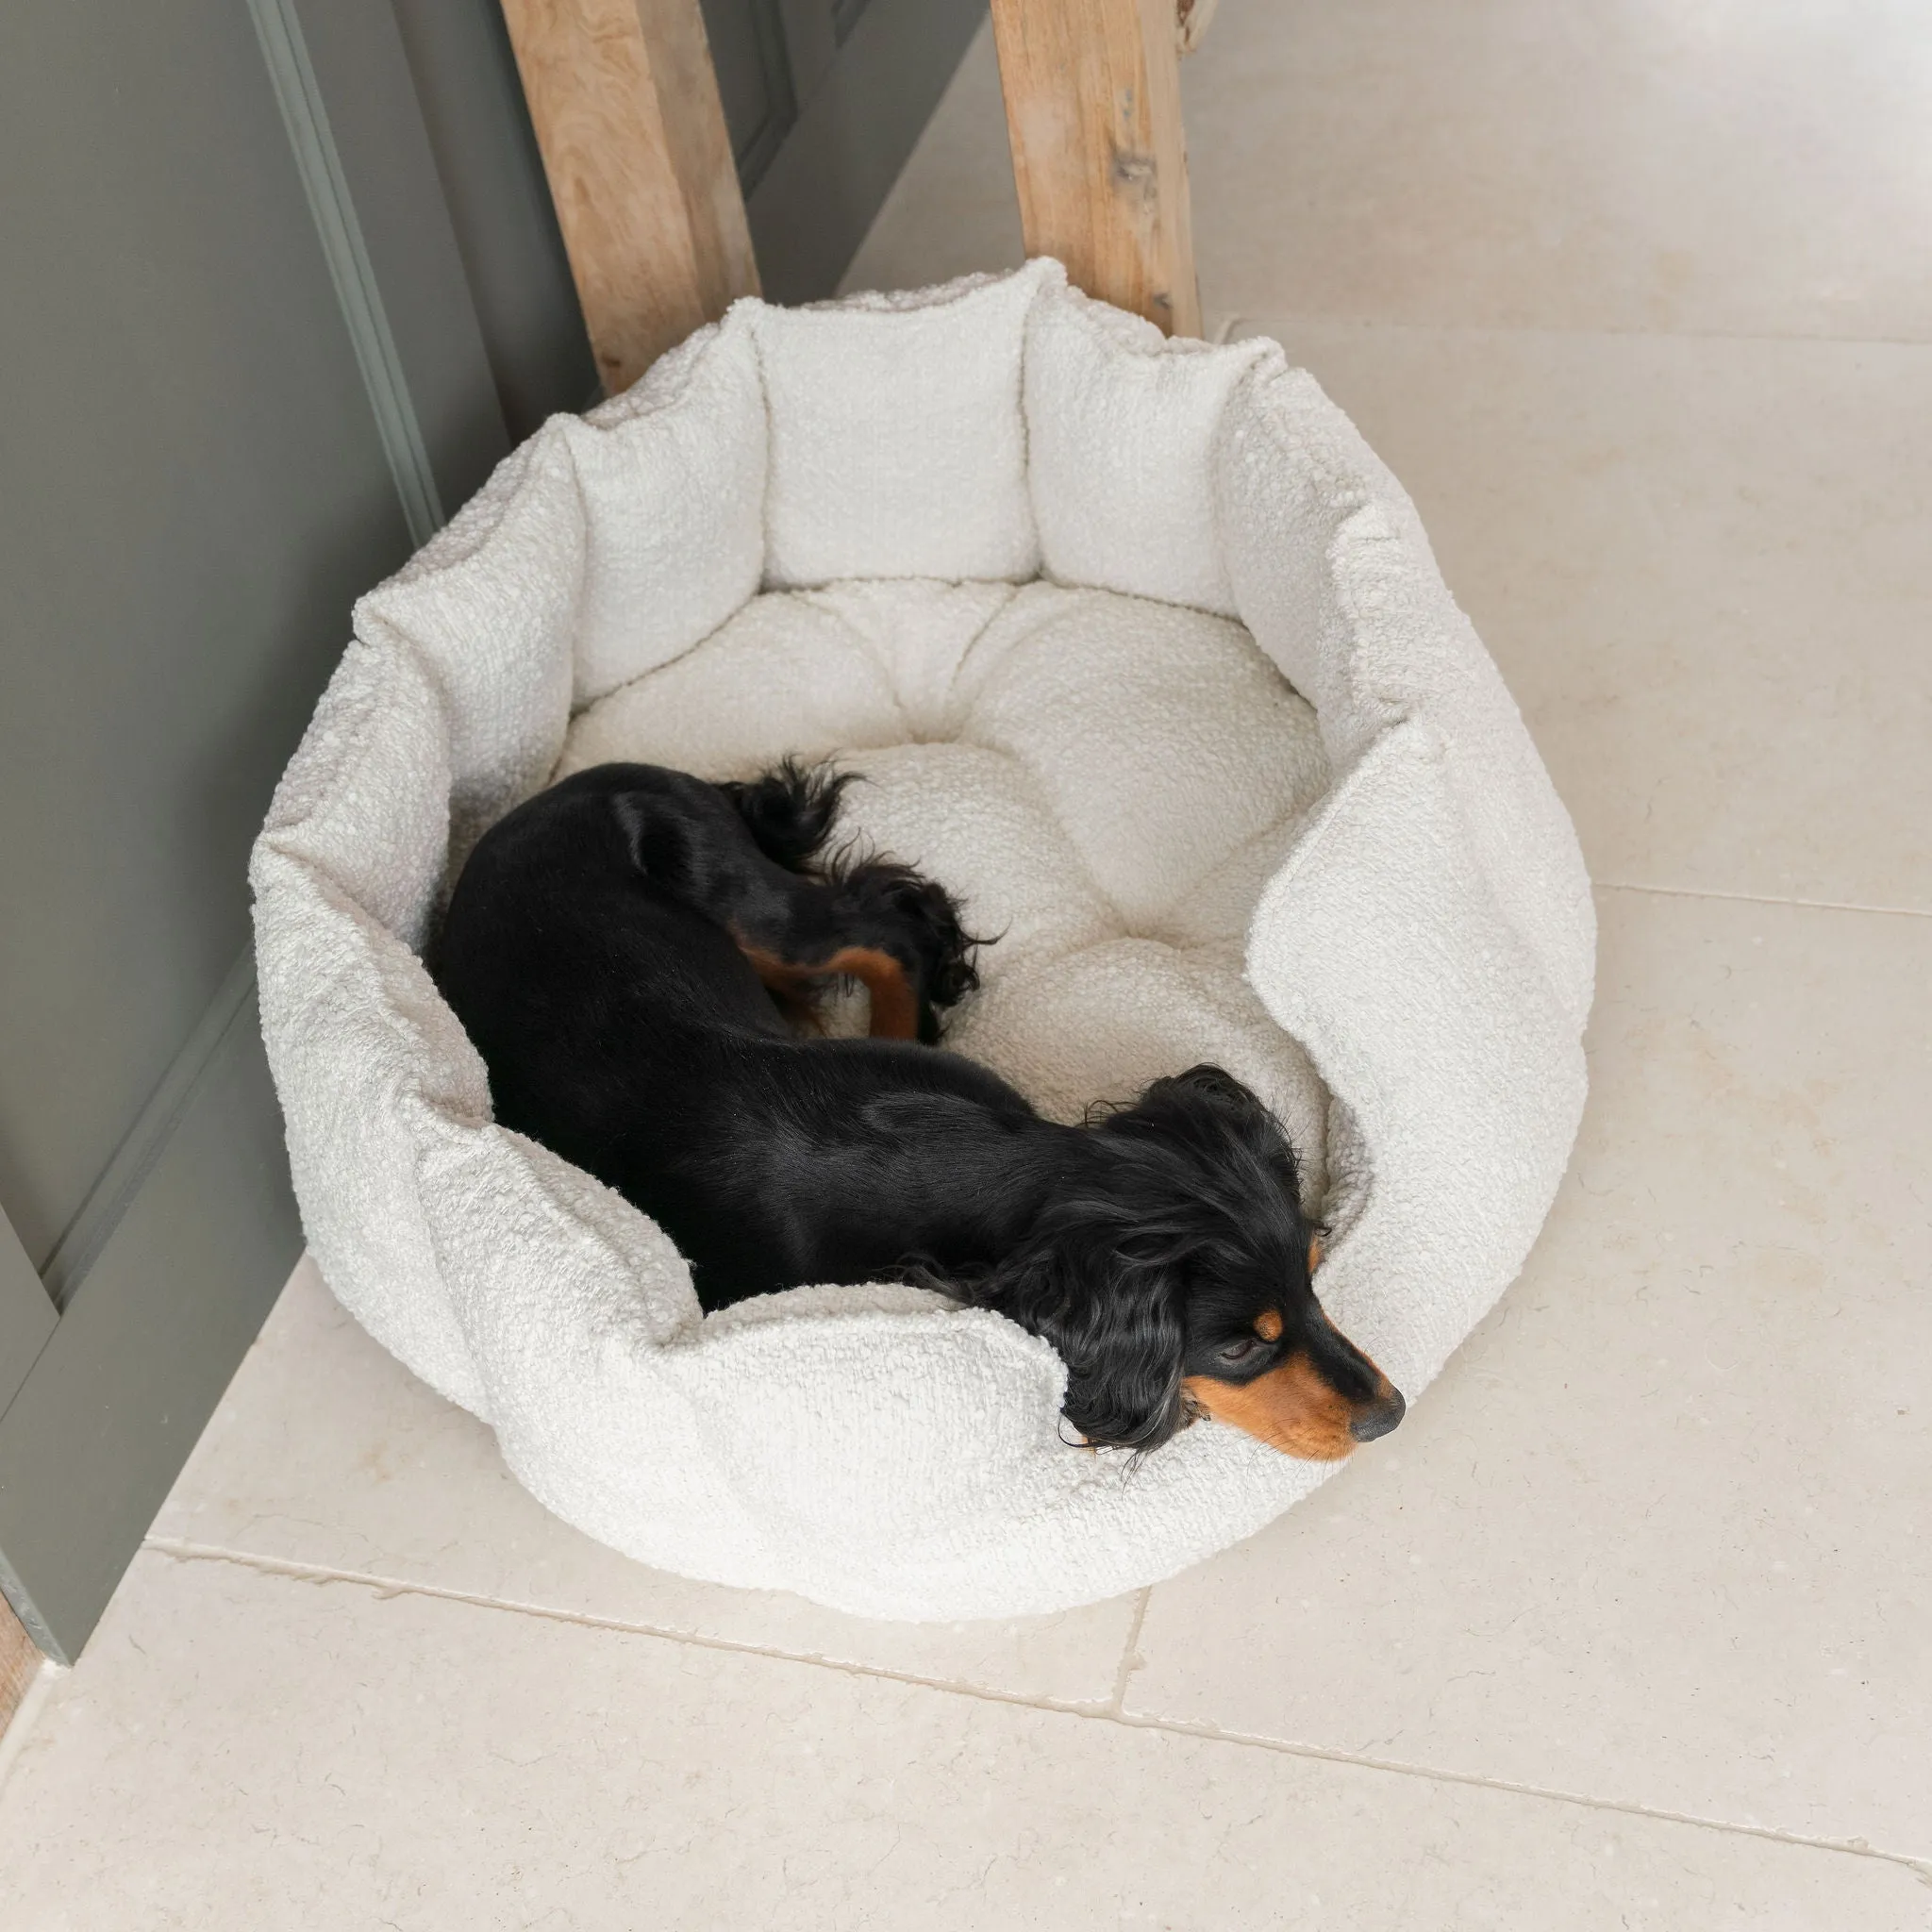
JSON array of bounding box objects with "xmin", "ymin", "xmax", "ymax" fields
[{"xmin": 0, "ymin": 0, "xmax": 979, "ymax": 1663}]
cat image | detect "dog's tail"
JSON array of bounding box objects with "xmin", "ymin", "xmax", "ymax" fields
[{"xmin": 718, "ymin": 758, "xmax": 851, "ymax": 874}]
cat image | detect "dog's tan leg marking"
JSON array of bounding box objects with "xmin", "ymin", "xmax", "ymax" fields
[
  {"xmin": 738, "ymin": 942, "xmax": 830, "ymax": 1032},
  {"xmin": 821, "ymin": 945, "xmax": 918, "ymax": 1041},
  {"xmin": 735, "ymin": 939, "xmax": 916, "ymax": 1041}
]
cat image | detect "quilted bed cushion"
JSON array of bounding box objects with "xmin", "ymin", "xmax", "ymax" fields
[{"xmin": 557, "ymin": 578, "xmax": 1335, "ymax": 1186}]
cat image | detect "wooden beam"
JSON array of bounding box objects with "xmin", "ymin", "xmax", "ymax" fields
[
  {"xmin": 1, "ymin": 1589, "xmax": 43, "ymax": 1741},
  {"xmin": 498, "ymin": 0, "xmax": 759, "ymax": 395},
  {"xmin": 989, "ymin": 0, "xmax": 1201, "ymax": 337}
]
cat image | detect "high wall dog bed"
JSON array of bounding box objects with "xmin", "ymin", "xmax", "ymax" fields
[{"xmin": 252, "ymin": 260, "xmax": 1593, "ymax": 1622}]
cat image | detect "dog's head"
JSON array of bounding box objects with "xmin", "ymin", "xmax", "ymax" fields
[{"xmin": 979, "ymin": 1064, "xmax": 1405, "ymax": 1457}]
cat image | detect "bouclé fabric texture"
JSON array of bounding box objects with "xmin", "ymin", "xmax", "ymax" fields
[{"xmin": 251, "ymin": 260, "xmax": 1593, "ymax": 1621}]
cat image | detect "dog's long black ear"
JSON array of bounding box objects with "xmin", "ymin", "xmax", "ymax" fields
[
  {"xmin": 1107, "ymin": 1063, "xmax": 1302, "ymax": 1204},
  {"xmin": 966, "ymin": 1203, "xmax": 1190, "ymax": 1452},
  {"xmin": 1114, "ymin": 1063, "xmax": 1276, "ymax": 1141}
]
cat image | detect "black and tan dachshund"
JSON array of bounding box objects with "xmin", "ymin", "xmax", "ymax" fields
[{"xmin": 430, "ymin": 760, "xmax": 1405, "ymax": 1457}]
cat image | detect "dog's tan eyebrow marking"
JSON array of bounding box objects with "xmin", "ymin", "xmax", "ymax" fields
[{"xmin": 1255, "ymin": 1308, "xmax": 1284, "ymax": 1341}]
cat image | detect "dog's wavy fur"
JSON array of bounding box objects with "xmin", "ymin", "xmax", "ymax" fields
[{"xmin": 431, "ymin": 760, "xmax": 1404, "ymax": 1457}]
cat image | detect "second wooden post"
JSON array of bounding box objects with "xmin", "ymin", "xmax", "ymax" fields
[{"xmin": 989, "ymin": 0, "xmax": 1202, "ymax": 337}]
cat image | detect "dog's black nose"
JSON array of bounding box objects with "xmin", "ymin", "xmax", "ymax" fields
[{"xmin": 1350, "ymin": 1389, "xmax": 1406, "ymax": 1443}]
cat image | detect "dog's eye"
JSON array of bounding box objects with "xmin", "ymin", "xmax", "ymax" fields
[{"xmin": 1217, "ymin": 1336, "xmax": 1264, "ymax": 1368}]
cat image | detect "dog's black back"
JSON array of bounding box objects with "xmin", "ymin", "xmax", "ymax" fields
[{"xmin": 433, "ymin": 763, "xmax": 1038, "ymax": 1305}]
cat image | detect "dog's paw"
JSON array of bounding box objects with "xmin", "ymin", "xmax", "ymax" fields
[{"xmin": 844, "ymin": 861, "xmax": 985, "ymax": 1016}]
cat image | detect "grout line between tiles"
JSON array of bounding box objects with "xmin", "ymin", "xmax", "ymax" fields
[
  {"xmin": 1106, "ymin": 1588, "xmax": 1150, "ymax": 1714},
  {"xmin": 1099, "ymin": 1707, "xmax": 1932, "ymax": 1888},
  {"xmin": 0, "ymin": 1662, "xmax": 63, "ymax": 1803},
  {"xmin": 1596, "ymin": 880, "xmax": 1932, "ymax": 921},
  {"xmin": 144, "ymin": 1538, "xmax": 1932, "ymax": 1884},
  {"xmin": 142, "ymin": 1539, "xmax": 1118, "ymax": 1717},
  {"xmin": 1213, "ymin": 308, "xmax": 1932, "ymax": 353}
]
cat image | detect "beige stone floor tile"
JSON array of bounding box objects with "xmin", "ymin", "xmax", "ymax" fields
[
  {"xmin": 148, "ymin": 1257, "xmax": 1140, "ymax": 1708},
  {"xmin": 1238, "ymin": 317, "xmax": 1932, "ymax": 912},
  {"xmin": 1183, "ymin": 0, "xmax": 1932, "ymax": 340},
  {"xmin": 844, "ymin": 8, "xmax": 1932, "ymax": 343},
  {"xmin": 1127, "ymin": 889, "xmax": 1932, "ymax": 1857},
  {"xmin": 4, "ymin": 1550, "xmax": 1927, "ymax": 1930}
]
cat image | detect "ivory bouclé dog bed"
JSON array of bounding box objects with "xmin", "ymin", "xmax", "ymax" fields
[{"xmin": 251, "ymin": 259, "xmax": 1593, "ymax": 1621}]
